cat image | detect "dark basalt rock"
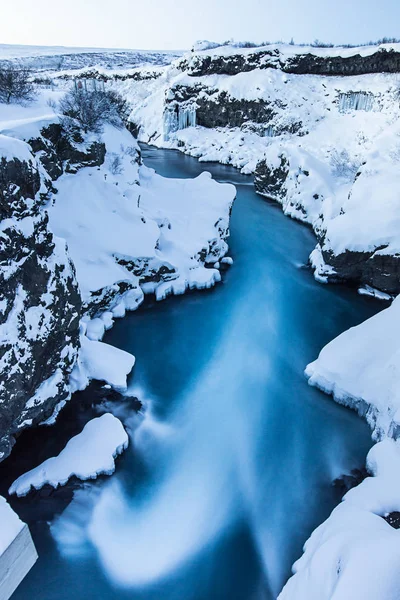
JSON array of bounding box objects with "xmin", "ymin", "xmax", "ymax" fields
[
  {"xmin": 321, "ymin": 247, "xmax": 400, "ymax": 295},
  {"xmin": 333, "ymin": 467, "xmax": 369, "ymax": 495},
  {"xmin": 0, "ymin": 153, "xmax": 81, "ymax": 461},
  {"xmin": 384, "ymin": 512, "xmax": 400, "ymax": 529},
  {"xmin": 180, "ymin": 47, "xmax": 400, "ymax": 78},
  {"xmin": 196, "ymin": 93, "xmax": 276, "ymax": 129},
  {"xmin": 29, "ymin": 123, "xmax": 106, "ymax": 181},
  {"xmin": 0, "ymin": 157, "xmax": 42, "ymax": 219},
  {"xmin": 254, "ymin": 155, "xmax": 289, "ymax": 201},
  {"xmin": 178, "ymin": 49, "xmax": 281, "ymax": 77},
  {"xmin": 285, "ymin": 48, "xmax": 400, "ymax": 76}
]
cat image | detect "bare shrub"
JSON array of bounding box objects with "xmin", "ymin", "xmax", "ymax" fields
[
  {"xmin": 109, "ymin": 153, "xmax": 123, "ymax": 175},
  {"xmin": 59, "ymin": 88, "xmax": 128, "ymax": 134},
  {"xmin": 330, "ymin": 149, "xmax": 362, "ymax": 180},
  {"xmin": 0, "ymin": 66, "xmax": 35, "ymax": 104}
]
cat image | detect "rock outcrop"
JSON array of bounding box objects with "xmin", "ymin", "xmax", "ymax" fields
[
  {"xmin": 178, "ymin": 46, "xmax": 400, "ymax": 78},
  {"xmin": 0, "ymin": 139, "xmax": 81, "ymax": 460}
]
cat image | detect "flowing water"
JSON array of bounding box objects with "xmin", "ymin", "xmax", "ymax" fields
[{"xmin": 1, "ymin": 145, "xmax": 384, "ymax": 600}]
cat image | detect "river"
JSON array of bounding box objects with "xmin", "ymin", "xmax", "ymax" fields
[{"xmin": 0, "ymin": 145, "xmax": 383, "ymax": 600}]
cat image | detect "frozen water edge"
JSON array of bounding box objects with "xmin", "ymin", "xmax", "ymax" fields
[
  {"xmin": 279, "ymin": 295, "xmax": 400, "ymax": 599},
  {"xmin": 9, "ymin": 414, "xmax": 129, "ymax": 497}
]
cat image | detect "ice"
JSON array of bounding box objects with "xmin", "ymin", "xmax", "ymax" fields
[
  {"xmin": 9, "ymin": 414, "xmax": 128, "ymax": 497},
  {"xmin": 338, "ymin": 91, "xmax": 375, "ymax": 112}
]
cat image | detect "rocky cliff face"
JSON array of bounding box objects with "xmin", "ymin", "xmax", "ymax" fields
[
  {"xmin": 125, "ymin": 42, "xmax": 400, "ymax": 295},
  {"xmin": 0, "ymin": 141, "xmax": 81, "ymax": 460},
  {"xmin": 178, "ymin": 46, "xmax": 400, "ymax": 77}
]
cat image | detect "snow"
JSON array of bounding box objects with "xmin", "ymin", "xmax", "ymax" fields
[
  {"xmin": 306, "ymin": 296, "xmax": 400, "ymax": 439},
  {"xmin": 72, "ymin": 336, "xmax": 135, "ymax": 392},
  {"xmin": 0, "ymin": 496, "xmax": 24, "ymax": 555},
  {"xmin": 9, "ymin": 414, "xmax": 128, "ymax": 497},
  {"xmin": 119, "ymin": 48, "xmax": 400, "ymax": 285},
  {"xmin": 0, "ymin": 133, "xmax": 33, "ymax": 163},
  {"xmin": 279, "ymin": 439, "xmax": 400, "ymax": 600}
]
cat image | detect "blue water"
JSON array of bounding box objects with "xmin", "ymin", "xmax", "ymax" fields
[{"xmin": 3, "ymin": 146, "xmax": 383, "ymax": 600}]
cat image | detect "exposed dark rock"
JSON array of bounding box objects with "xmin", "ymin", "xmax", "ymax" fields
[
  {"xmin": 254, "ymin": 155, "xmax": 289, "ymax": 201},
  {"xmin": 29, "ymin": 122, "xmax": 106, "ymax": 181},
  {"xmin": 285, "ymin": 48, "xmax": 400, "ymax": 76},
  {"xmin": 321, "ymin": 248, "xmax": 400, "ymax": 295},
  {"xmin": 0, "ymin": 151, "xmax": 81, "ymax": 461},
  {"xmin": 384, "ymin": 512, "xmax": 400, "ymax": 529},
  {"xmin": 0, "ymin": 156, "xmax": 42, "ymax": 219},
  {"xmin": 333, "ymin": 467, "xmax": 369, "ymax": 495},
  {"xmin": 179, "ymin": 47, "xmax": 400, "ymax": 78}
]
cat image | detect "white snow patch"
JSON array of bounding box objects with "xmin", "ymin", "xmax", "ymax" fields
[
  {"xmin": 9, "ymin": 414, "xmax": 128, "ymax": 497},
  {"xmin": 0, "ymin": 496, "xmax": 24, "ymax": 555}
]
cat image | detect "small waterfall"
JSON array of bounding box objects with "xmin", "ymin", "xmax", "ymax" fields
[
  {"xmin": 164, "ymin": 106, "xmax": 196, "ymax": 141},
  {"xmin": 338, "ymin": 92, "xmax": 375, "ymax": 113}
]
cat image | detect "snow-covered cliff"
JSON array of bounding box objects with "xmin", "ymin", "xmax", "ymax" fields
[
  {"xmin": 0, "ymin": 90, "xmax": 235, "ymax": 460},
  {"xmin": 105, "ymin": 42, "xmax": 400, "ymax": 295}
]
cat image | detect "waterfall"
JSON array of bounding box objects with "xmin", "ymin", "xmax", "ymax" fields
[
  {"xmin": 164, "ymin": 106, "xmax": 197, "ymax": 141},
  {"xmin": 338, "ymin": 92, "xmax": 375, "ymax": 113}
]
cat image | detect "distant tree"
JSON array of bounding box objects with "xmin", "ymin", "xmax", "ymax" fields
[
  {"xmin": 290, "ymin": 38, "xmax": 295, "ymax": 45},
  {"xmin": 0, "ymin": 66, "xmax": 35, "ymax": 104}
]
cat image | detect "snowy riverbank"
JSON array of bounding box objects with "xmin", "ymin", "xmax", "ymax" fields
[{"xmin": 0, "ymin": 87, "xmax": 235, "ymax": 460}]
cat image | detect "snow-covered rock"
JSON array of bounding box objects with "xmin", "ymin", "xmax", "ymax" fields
[
  {"xmin": 9, "ymin": 413, "xmax": 128, "ymax": 497},
  {"xmin": 0, "ymin": 131, "xmax": 81, "ymax": 461},
  {"xmin": 0, "ymin": 88, "xmax": 235, "ymax": 460},
  {"xmin": 306, "ymin": 295, "xmax": 400, "ymax": 439},
  {"xmin": 116, "ymin": 42, "xmax": 400, "ymax": 293},
  {"xmin": 279, "ymin": 439, "xmax": 400, "ymax": 600}
]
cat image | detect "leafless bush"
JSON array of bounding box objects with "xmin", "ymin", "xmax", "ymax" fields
[
  {"xmin": 59, "ymin": 88, "xmax": 128, "ymax": 134},
  {"xmin": 330, "ymin": 149, "xmax": 362, "ymax": 180},
  {"xmin": 0, "ymin": 66, "xmax": 35, "ymax": 104},
  {"xmin": 109, "ymin": 153, "xmax": 123, "ymax": 175}
]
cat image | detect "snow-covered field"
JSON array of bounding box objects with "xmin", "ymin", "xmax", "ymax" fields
[{"xmin": 0, "ymin": 43, "xmax": 182, "ymax": 71}]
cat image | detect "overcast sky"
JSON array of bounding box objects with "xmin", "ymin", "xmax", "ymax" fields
[{"xmin": 2, "ymin": 0, "xmax": 400, "ymax": 50}]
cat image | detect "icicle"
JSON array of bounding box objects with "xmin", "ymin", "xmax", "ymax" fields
[
  {"xmin": 163, "ymin": 109, "xmax": 178, "ymax": 141},
  {"xmin": 264, "ymin": 125, "xmax": 275, "ymax": 137},
  {"xmin": 164, "ymin": 106, "xmax": 197, "ymax": 141},
  {"xmin": 338, "ymin": 92, "xmax": 375, "ymax": 113}
]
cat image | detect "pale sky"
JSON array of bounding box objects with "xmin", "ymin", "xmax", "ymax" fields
[{"xmin": 2, "ymin": 0, "xmax": 400, "ymax": 50}]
